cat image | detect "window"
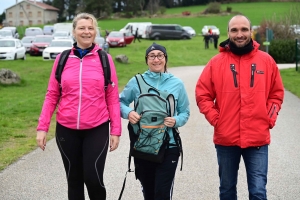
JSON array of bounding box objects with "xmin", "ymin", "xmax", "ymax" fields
[
  {"xmin": 175, "ymin": 26, "xmax": 183, "ymax": 31},
  {"xmin": 38, "ymin": 11, "xmax": 41, "ymax": 17},
  {"xmin": 26, "ymin": 4, "xmax": 30, "ymax": 9},
  {"xmin": 20, "ymin": 21, "xmax": 24, "ymax": 26},
  {"xmin": 38, "ymin": 20, "xmax": 42, "ymax": 25},
  {"xmin": 9, "ymin": 12, "xmax": 12, "ymax": 18},
  {"xmin": 29, "ymin": 12, "xmax": 32, "ymax": 17},
  {"xmin": 29, "ymin": 20, "xmax": 33, "ymax": 26},
  {"xmin": 9, "ymin": 21, "xmax": 13, "ymax": 26},
  {"xmin": 167, "ymin": 26, "xmax": 175, "ymax": 30},
  {"xmin": 20, "ymin": 12, "xmax": 24, "ymax": 18}
]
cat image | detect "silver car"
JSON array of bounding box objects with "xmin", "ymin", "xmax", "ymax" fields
[
  {"xmin": 95, "ymin": 37, "xmax": 109, "ymax": 53},
  {"xmin": 21, "ymin": 36, "xmax": 34, "ymax": 53}
]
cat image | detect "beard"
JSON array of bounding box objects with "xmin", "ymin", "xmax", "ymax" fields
[{"xmin": 229, "ymin": 35, "xmax": 251, "ymax": 48}]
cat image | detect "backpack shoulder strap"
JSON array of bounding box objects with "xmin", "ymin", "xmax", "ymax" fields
[
  {"xmin": 134, "ymin": 73, "xmax": 169, "ymax": 99},
  {"xmin": 55, "ymin": 49, "xmax": 71, "ymax": 84},
  {"xmin": 98, "ymin": 49, "xmax": 113, "ymax": 90},
  {"xmin": 134, "ymin": 73, "xmax": 152, "ymax": 94}
]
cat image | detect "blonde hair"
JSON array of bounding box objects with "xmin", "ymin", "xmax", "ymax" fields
[{"xmin": 72, "ymin": 13, "xmax": 98, "ymax": 31}]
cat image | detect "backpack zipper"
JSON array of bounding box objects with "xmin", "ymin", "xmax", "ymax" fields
[
  {"xmin": 230, "ymin": 64, "xmax": 238, "ymax": 87},
  {"xmin": 250, "ymin": 63, "xmax": 256, "ymax": 87}
]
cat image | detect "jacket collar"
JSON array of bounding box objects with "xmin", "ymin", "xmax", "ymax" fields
[
  {"xmin": 219, "ymin": 39, "xmax": 260, "ymax": 59},
  {"xmin": 144, "ymin": 70, "xmax": 173, "ymax": 83}
]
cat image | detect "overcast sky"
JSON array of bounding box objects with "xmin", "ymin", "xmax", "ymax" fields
[{"xmin": 0, "ymin": 0, "xmax": 42, "ymax": 14}]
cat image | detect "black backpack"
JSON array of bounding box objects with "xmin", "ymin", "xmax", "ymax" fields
[{"xmin": 55, "ymin": 49, "xmax": 112, "ymax": 93}]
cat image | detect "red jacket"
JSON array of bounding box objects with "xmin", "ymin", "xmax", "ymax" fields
[
  {"xmin": 195, "ymin": 40, "xmax": 284, "ymax": 148},
  {"xmin": 37, "ymin": 45, "xmax": 121, "ymax": 136}
]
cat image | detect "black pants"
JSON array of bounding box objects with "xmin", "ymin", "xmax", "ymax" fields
[
  {"xmin": 56, "ymin": 121, "xmax": 109, "ymax": 200},
  {"xmin": 134, "ymin": 35, "xmax": 141, "ymax": 42},
  {"xmin": 134, "ymin": 147, "xmax": 180, "ymax": 200}
]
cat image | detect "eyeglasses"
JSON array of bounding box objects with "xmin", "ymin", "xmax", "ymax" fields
[{"xmin": 147, "ymin": 54, "xmax": 165, "ymax": 60}]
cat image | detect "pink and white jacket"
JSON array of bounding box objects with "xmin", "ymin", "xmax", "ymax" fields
[{"xmin": 37, "ymin": 45, "xmax": 121, "ymax": 136}]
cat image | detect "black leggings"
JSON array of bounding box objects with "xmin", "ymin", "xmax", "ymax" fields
[
  {"xmin": 134, "ymin": 147, "xmax": 180, "ymax": 200},
  {"xmin": 56, "ymin": 121, "xmax": 109, "ymax": 200}
]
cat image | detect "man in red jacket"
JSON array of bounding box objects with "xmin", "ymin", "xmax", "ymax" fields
[{"xmin": 195, "ymin": 15, "xmax": 284, "ymax": 200}]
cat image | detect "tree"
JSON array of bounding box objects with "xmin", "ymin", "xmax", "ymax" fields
[
  {"xmin": 84, "ymin": 0, "xmax": 113, "ymax": 18},
  {"xmin": 43, "ymin": 0, "xmax": 53, "ymax": 5},
  {"xmin": 0, "ymin": 12, "xmax": 6, "ymax": 24},
  {"xmin": 65, "ymin": 0, "xmax": 80, "ymax": 20},
  {"xmin": 52, "ymin": 0, "xmax": 66, "ymax": 21},
  {"xmin": 146, "ymin": 0, "xmax": 160, "ymax": 15}
]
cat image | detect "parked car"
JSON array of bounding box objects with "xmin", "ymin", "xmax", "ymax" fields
[
  {"xmin": 1, "ymin": 27, "xmax": 19, "ymax": 38},
  {"xmin": 95, "ymin": 37, "xmax": 109, "ymax": 53},
  {"xmin": 0, "ymin": 38, "xmax": 26, "ymax": 60},
  {"xmin": 106, "ymin": 31, "xmax": 134, "ymax": 47},
  {"xmin": 201, "ymin": 25, "xmax": 220, "ymax": 35},
  {"xmin": 43, "ymin": 39, "xmax": 73, "ymax": 60},
  {"xmin": 120, "ymin": 22, "xmax": 152, "ymax": 38},
  {"xmin": 30, "ymin": 35, "xmax": 53, "ymax": 56},
  {"xmin": 183, "ymin": 26, "xmax": 196, "ymax": 37},
  {"xmin": 145, "ymin": 24, "xmax": 191, "ymax": 40},
  {"xmin": 0, "ymin": 30, "xmax": 14, "ymax": 39},
  {"xmin": 52, "ymin": 30, "xmax": 71, "ymax": 40},
  {"xmin": 21, "ymin": 36, "xmax": 34, "ymax": 53},
  {"xmin": 43, "ymin": 25, "xmax": 54, "ymax": 35},
  {"xmin": 25, "ymin": 27, "xmax": 44, "ymax": 37}
]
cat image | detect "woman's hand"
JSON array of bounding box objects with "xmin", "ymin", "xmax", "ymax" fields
[
  {"xmin": 36, "ymin": 131, "xmax": 47, "ymax": 151},
  {"xmin": 110, "ymin": 135, "xmax": 120, "ymax": 152},
  {"xmin": 164, "ymin": 117, "xmax": 176, "ymax": 127},
  {"xmin": 128, "ymin": 111, "xmax": 141, "ymax": 124}
]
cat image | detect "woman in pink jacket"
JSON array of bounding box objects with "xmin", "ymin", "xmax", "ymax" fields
[{"xmin": 36, "ymin": 13, "xmax": 121, "ymax": 200}]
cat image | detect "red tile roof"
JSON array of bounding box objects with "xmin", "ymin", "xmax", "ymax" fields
[{"xmin": 27, "ymin": 0, "xmax": 59, "ymax": 11}]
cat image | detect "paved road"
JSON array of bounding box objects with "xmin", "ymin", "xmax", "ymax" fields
[{"xmin": 0, "ymin": 64, "xmax": 299, "ymax": 200}]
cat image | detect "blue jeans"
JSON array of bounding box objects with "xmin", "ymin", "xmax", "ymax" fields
[{"xmin": 215, "ymin": 144, "xmax": 268, "ymax": 200}]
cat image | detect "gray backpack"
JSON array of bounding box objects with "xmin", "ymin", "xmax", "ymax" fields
[
  {"xmin": 130, "ymin": 74, "xmax": 174, "ymax": 162},
  {"xmin": 118, "ymin": 74, "xmax": 183, "ymax": 200}
]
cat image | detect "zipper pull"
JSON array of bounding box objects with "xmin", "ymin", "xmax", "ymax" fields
[
  {"xmin": 251, "ymin": 64, "xmax": 256, "ymax": 75},
  {"xmin": 250, "ymin": 63, "xmax": 256, "ymax": 87},
  {"xmin": 230, "ymin": 64, "xmax": 238, "ymax": 87},
  {"xmin": 230, "ymin": 64, "xmax": 237, "ymax": 74}
]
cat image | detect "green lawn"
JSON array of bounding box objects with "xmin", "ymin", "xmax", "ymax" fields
[{"xmin": 0, "ymin": 2, "xmax": 299, "ymax": 171}]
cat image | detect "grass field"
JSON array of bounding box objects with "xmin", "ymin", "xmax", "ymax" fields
[{"xmin": 0, "ymin": 2, "xmax": 300, "ymax": 171}]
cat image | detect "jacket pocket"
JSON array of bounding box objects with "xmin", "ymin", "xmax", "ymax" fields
[{"xmin": 267, "ymin": 103, "xmax": 279, "ymax": 129}]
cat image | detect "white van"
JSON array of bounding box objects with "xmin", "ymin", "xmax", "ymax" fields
[
  {"xmin": 53, "ymin": 23, "xmax": 73, "ymax": 34},
  {"xmin": 120, "ymin": 22, "xmax": 152, "ymax": 38}
]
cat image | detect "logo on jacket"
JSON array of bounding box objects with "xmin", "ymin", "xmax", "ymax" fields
[
  {"xmin": 151, "ymin": 46, "xmax": 155, "ymax": 50},
  {"xmin": 256, "ymin": 70, "xmax": 264, "ymax": 74}
]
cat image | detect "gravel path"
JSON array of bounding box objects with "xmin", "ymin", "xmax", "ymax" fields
[{"xmin": 0, "ymin": 64, "xmax": 299, "ymax": 200}]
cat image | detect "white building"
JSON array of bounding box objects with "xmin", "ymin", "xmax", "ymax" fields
[{"xmin": 5, "ymin": 0, "xmax": 59, "ymax": 26}]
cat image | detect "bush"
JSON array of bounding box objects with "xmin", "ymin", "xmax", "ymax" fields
[
  {"xmin": 206, "ymin": 2, "xmax": 221, "ymax": 14},
  {"xmin": 226, "ymin": 7, "xmax": 232, "ymax": 13},
  {"xmin": 159, "ymin": 6, "xmax": 166, "ymax": 15},
  {"xmin": 121, "ymin": 12, "xmax": 133, "ymax": 18},
  {"xmin": 269, "ymin": 39, "xmax": 295, "ymax": 63}
]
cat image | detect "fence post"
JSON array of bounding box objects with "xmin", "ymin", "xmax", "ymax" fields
[{"xmin": 296, "ymin": 39, "xmax": 299, "ymax": 71}]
